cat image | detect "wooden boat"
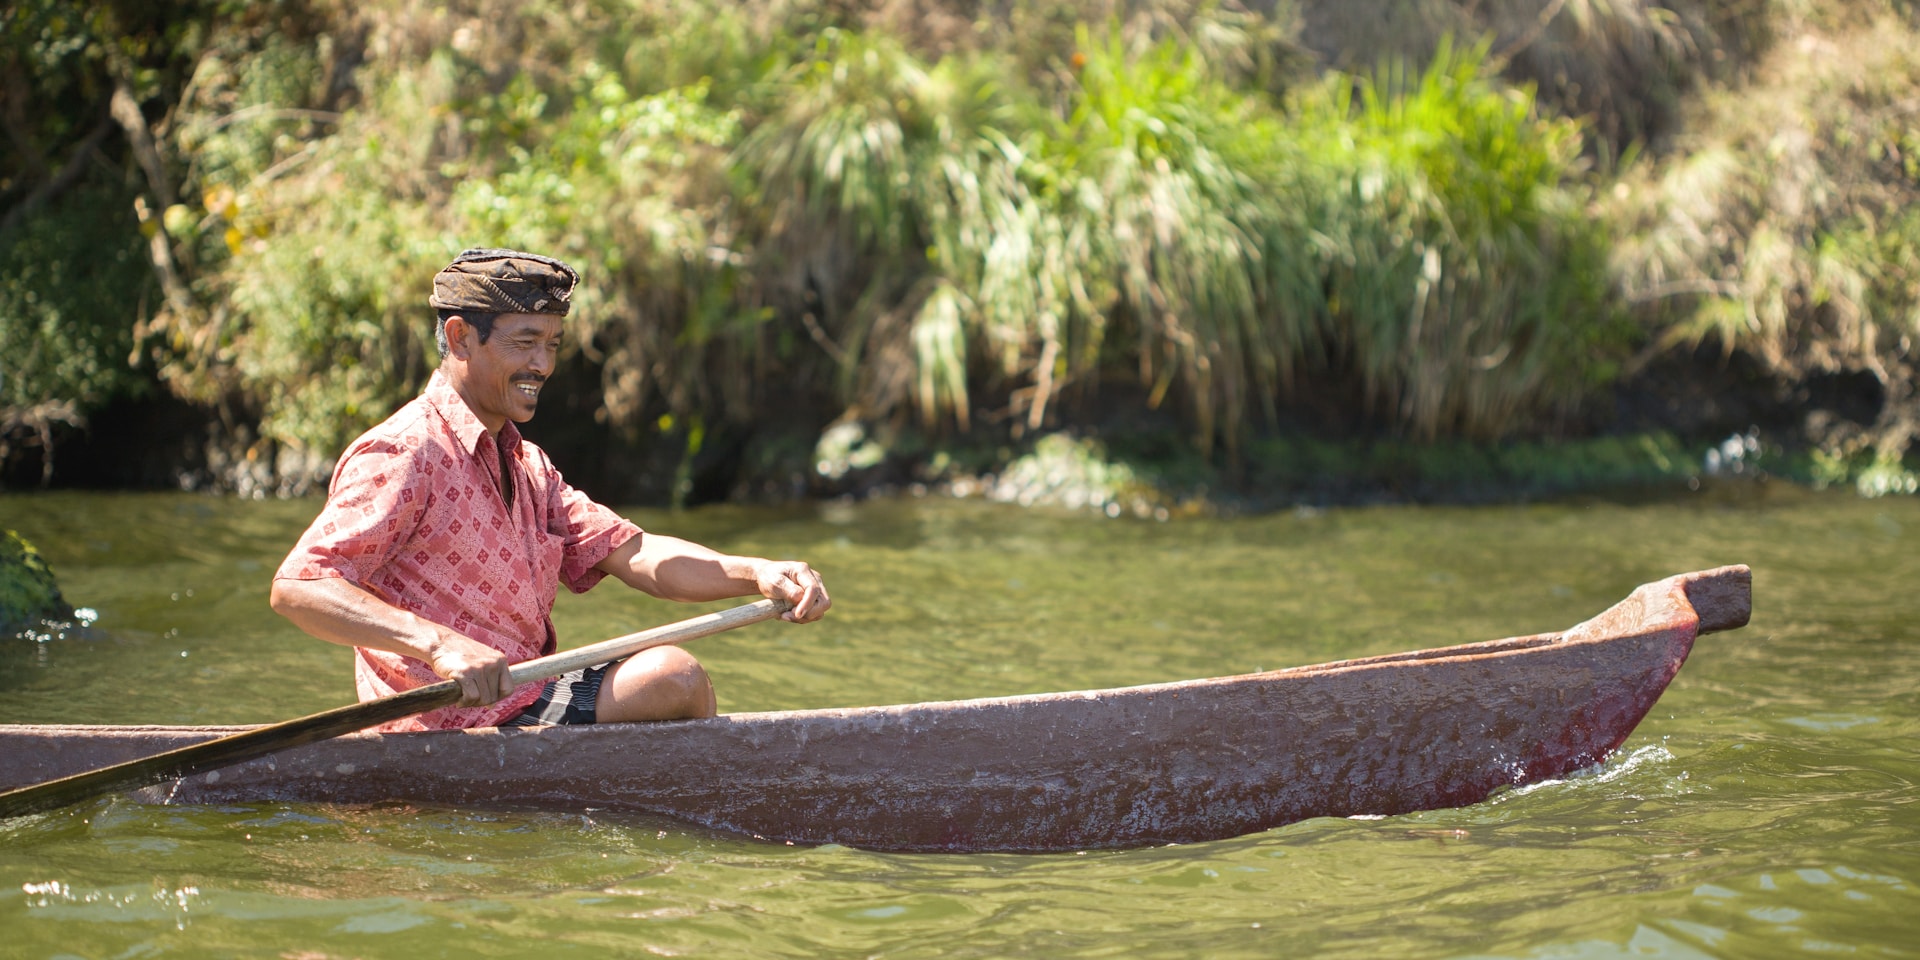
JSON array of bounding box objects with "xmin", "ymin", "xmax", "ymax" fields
[{"xmin": 0, "ymin": 566, "xmax": 1750, "ymax": 853}]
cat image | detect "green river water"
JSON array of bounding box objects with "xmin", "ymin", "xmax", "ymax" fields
[{"xmin": 0, "ymin": 488, "xmax": 1914, "ymax": 958}]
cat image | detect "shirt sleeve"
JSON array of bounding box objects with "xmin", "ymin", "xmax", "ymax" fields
[
  {"xmin": 275, "ymin": 435, "xmax": 434, "ymax": 585},
  {"xmin": 544, "ymin": 467, "xmax": 642, "ymax": 594}
]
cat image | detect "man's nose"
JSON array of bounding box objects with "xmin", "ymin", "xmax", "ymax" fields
[{"xmin": 526, "ymin": 347, "xmax": 555, "ymax": 376}]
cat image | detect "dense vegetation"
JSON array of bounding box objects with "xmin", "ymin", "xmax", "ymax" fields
[{"xmin": 3, "ymin": 0, "xmax": 1917, "ymax": 504}]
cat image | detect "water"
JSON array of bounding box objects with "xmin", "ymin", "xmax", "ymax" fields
[{"xmin": 1, "ymin": 487, "xmax": 1915, "ymax": 958}]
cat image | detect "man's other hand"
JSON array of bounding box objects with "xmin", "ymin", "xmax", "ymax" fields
[{"xmin": 755, "ymin": 560, "xmax": 832, "ymax": 623}]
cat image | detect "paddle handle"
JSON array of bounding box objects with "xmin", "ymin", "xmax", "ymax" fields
[
  {"xmin": 0, "ymin": 597, "xmax": 789, "ymax": 820},
  {"xmin": 510, "ymin": 597, "xmax": 789, "ymax": 685}
]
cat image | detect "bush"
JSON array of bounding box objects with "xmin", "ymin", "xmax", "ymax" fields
[{"xmin": 1608, "ymin": 8, "xmax": 1920, "ymax": 489}]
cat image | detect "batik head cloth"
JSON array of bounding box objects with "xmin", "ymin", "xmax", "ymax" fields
[{"xmin": 429, "ymin": 248, "xmax": 578, "ymax": 317}]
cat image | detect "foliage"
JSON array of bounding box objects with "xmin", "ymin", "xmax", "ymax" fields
[
  {"xmin": 1608, "ymin": 6, "xmax": 1920, "ymax": 488},
  {"xmin": 1293, "ymin": 0, "xmax": 1780, "ymax": 159},
  {"xmin": 16, "ymin": 0, "xmax": 1908, "ymax": 501},
  {"xmin": 732, "ymin": 24, "xmax": 1615, "ymax": 454},
  {"xmin": 0, "ymin": 0, "xmax": 347, "ymax": 486},
  {"xmin": 1281, "ymin": 38, "xmax": 1623, "ymax": 441},
  {"xmin": 1037, "ymin": 25, "xmax": 1292, "ymax": 451},
  {"xmin": 0, "ymin": 184, "xmax": 150, "ymax": 411},
  {"xmin": 0, "ymin": 0, "xmax": 240, "ymax": 417}
]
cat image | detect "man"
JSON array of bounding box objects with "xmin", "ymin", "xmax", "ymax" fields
[{"xmin": 270, "ymin": 248, "xmax": 829, "ymax": 731}]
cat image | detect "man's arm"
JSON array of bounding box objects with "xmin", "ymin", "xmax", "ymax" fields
[
  {"xmin": 270, "ymin": 434, "xmax": 519, "ymax": 703},
  {"xmin": 269, "ymin": 577, "xmax": 516, "ymax": 705},
  {"xmin": 594, "ymin": 533, "xmax": 831, "ymax": 622}
]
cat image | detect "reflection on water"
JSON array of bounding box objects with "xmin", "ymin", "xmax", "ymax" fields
[{"xmin": 2, "ymin": 488, "xmax": 1916, "ymax": 957}]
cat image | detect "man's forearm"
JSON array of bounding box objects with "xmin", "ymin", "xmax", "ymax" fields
[
  {"xmin": 597, "ymin": 532, "xmax": 832, "ymax": 623},
  {"xmin": 269, "ymin": 576, "xmax": 452, "ymax": 663},
  {"xmin": 602, "ymin": 533, "xmax": 766, "ymax": 602},
  {"xmin": 269, "ymin": 576, "xmax": 516, "ymax": 704}
]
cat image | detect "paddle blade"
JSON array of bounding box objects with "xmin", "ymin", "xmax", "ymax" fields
[{"xmin": 0, "ymin": 682, "xmax": 459, "ymax": 819}]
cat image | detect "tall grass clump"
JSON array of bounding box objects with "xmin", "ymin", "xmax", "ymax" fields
[
  {"xmin": 1279, "ymin": 39, "xmax": 1622, "ymax": 441},
  {"xmin": 736, "ymin": 24, "xmax": 1621, "ymax": 454},
  {"xmin": 1032, "ymin": 25, "xmax": 1303, "ymax": 453},
  {"xmin": 730, "ymin": 19, "xmax": 1307, "ymax": 453},
  {"xmin": 733, "ymin": 31, "xmax": 965, "ymax": 423}
]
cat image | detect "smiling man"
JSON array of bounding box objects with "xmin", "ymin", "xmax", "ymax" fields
[{"xmin": 270, "ymin": 248, "xmax": 829, "ymax": 731}]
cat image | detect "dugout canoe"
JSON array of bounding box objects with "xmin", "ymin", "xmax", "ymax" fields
[{"xmin": 0, "ymin": 565, "xmax": 1750, "ymax": 853}]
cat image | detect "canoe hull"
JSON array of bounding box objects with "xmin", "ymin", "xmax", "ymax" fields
[{"xmin": 0, "ymin": 566, "xmax": 1750, "ymax": 852}]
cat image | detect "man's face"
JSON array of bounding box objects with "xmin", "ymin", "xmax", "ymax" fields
[{"xmin": 446, "ymin": 312, "xmax": 562, "ymax": 432}]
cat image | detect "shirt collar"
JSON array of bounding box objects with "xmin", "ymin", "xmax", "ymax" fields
[{"xmin": 425, "ymin": 369, "xmax": 522, "ymax": 457}]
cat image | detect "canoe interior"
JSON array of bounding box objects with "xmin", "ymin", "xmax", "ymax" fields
[{"xmin": 0, "ymin": 565, "xmax": 1752, "ymax": 852}]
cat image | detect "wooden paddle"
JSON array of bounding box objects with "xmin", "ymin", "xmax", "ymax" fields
[{"xmin": 0, "ymin": 597, "xmax": 789, "ymax": 820}]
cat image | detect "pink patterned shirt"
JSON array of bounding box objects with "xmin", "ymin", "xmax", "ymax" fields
[{"xmin": 276, "ymin": 369, "xmax": 641, "ymax": 730}]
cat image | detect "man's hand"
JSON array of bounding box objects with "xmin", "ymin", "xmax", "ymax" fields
[
  {"xmin": 754, "ymin": 560, "xmax": 832, "ymax": 623},
  {"xmin": 425, "ymin": 631, "xmax": 517, "ymax": 706}
]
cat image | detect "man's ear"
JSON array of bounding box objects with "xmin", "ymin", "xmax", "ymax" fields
[{"xmin": 443, "ymin": 314, "xmax": 474, "ymax": 360}]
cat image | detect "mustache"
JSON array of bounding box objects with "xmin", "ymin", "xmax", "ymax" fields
[{"xmin": 511, "ymin": 374, "xmax": 548, "ymax": 385}]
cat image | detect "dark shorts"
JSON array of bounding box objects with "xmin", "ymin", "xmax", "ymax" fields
[{"xmin": 503, "ymin": 658, "xmax": 626, "ymax": 727}]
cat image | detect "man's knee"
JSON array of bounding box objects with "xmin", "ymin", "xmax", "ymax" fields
[
  {"xmin": 599, "ymin": 646, "xmax": 716, "ymax": 722},
  {"xmin": 638, "ymin": 646, "xmax": 712, "ymax": 707}
]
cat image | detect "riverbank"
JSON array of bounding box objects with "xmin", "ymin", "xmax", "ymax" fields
[
  {"xmin": 6, "ymin": 1, "xmax": 1917, "ymax": 508},
  {"xmin": 9, "ymin": 349, "xmax": 1911, "ymax": 513},
  {"xmin": 806, "ymin": 424, "xmax": 1869, "ymax": 519}
]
